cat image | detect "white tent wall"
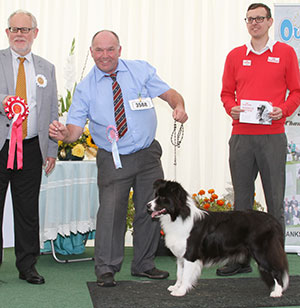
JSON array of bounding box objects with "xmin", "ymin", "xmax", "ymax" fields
[{"xmin": 1, "ymin": 0, "xmax": 299, "ymax": 211}]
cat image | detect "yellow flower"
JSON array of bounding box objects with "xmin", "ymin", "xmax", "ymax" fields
[
  {"xmin": 87, "ymin": 135, "xmax": 98, "ymax": 149},
  {"xmin": 71, "ymin": 144, "xmax": 85, "ymax": 157},
  {"xmin": 83, "ymin": 125, "xmax": 90, "ymax": 136},
  {"xmin": 58, "ymin": 140, "xmax": 63, "ymax": 147}
]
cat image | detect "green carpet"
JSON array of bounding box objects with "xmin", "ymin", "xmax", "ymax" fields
[{"xmin": 0, "ymin": 247, "xmax": 300, "ymax": 308}]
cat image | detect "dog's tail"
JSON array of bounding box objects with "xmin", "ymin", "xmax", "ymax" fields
[{"xmin": 256, "ymin": 234, "xmax": 289, "ymax": 297}]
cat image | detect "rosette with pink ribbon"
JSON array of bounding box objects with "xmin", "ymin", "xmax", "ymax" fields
[
  {"xmin": 106, "ymin": 125, "xmax": 122, "ymax": 169},
  {"xmin": 4, "ymin": 96, "xmax": 29, "ymax": 169}
]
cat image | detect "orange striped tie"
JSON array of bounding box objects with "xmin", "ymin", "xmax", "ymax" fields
[{"xmin": 15, "ymin": 57, "xmax": 27, "ymax": 139}]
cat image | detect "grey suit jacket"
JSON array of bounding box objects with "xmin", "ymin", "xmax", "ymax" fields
[{"xmin": 0, "ymin": 48, "xmax": 58, "ymax": 163}]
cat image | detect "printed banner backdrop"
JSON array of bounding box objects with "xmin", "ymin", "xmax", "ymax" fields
[{"xmin": 275, "ymin": 4, "xmax": 300, "ymax": 255}]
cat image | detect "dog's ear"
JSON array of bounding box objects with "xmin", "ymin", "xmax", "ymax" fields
[
  {"xmin": 153, "ymin": 179, "xmax": 165, "ymax": 190},
  {"xmin": 168, "ymin": 181, "xmax": 183, "ymax": 193}
]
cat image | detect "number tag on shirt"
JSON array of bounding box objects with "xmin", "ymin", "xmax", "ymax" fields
[{"xmin": 129, "ymin": 97, "xmax": 153, "ymax": 110}]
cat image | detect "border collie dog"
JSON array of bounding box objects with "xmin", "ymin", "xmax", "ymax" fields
[{"xmin": 147, "ymin": 179, "xmax": 289, "ymax": 297}]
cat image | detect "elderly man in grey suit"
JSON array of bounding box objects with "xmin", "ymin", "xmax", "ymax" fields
[{"xmin": 0, "ymin": 10, "xmax": 58, "ymax": 284}]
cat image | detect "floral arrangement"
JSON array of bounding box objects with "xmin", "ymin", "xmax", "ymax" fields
[
  {"xmin": 57, "ymin": 38, "xmax": 97, "ymax": 160},
  {"xmin": 192, "ymin": 186, "xmax": 264, "ymax": 212},
  {"xmin": 192, "ymin": 189, "xmax": 233, "ymax": 211},
  {"xmin": 126, "ymin": 185, "xmax": 264, "ymax": 232},
  {"xmin": 59, "ymin": 38, "xmax": 76, "ymax": 116},
  {"xmin": 58, "ymin": 125, "xmax": 97, "ymax": 160},
  {"xmin": 127, "ymin": 190, "xmax": 135, "ymax": 231}
]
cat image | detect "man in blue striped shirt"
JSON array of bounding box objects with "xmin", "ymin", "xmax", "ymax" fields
[{"xmin": 49, "ymin": 30, "xmax": 188, "ymax": 287}]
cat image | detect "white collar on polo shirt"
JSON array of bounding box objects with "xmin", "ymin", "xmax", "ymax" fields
[{"xmin": 246, "ymin": 38, "xmax": 276, "ymax": 56}]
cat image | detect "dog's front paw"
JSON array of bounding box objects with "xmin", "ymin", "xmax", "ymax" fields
[
  {"xmin": 170, "ymin": 287, "xmax": 187, "ymax": 297},
  {"xmin": 270, "ymin": 290, "xmax": 282, "ymax": 298},
  {"xmin": 168, "ymin": 285, "xmax": 179, "ymax": 292}
]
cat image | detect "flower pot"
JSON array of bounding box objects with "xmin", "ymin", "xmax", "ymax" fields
[{"xmin": 70, "ymin": 155, "xmax": 84, "ymax": 161}]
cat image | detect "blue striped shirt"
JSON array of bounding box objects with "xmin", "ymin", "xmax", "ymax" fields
[{"xmin": 66, "ymin": 59, "xmax": 170, "ymax": 154}]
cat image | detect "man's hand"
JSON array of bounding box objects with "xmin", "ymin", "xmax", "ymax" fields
[
  {"xmin": 49, "ymin": 121, "xmax": 84, "ymax": 144},
  {"xmin": 2, "ymin": 95, "xmax": 14, "ymax": 107},
  {"xmin": 49, "ymin": 120, "xmax": 68, "ymax": 141},
  {"xmin": 269, "ymin": 107, "xmax": 283, "ymax": 121},
  {"xmin": 173, "ymin": 106, "xmax": 188, "ymax": 123},
  {"xmin": 44, "ymin": 157, "xmax": 56, "ymax": 175},
  {"xmin": 159, "ymin": 89, "xmax": 188, "ymax": 124},
  {"xmin": 231, "ymin": 106, "xmax": 244, "ymax": 120}
]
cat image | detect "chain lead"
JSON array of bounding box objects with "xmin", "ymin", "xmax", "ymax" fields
[{"xmin": 170, "ymin": 120, "xmax": 184, "ymax": 180}]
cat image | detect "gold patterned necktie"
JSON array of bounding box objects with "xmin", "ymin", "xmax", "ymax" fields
[{"xmin": 15, "ymin": 57, "xmax": 27, "ymax": 139}]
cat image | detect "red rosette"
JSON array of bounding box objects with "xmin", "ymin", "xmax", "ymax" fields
[
  {"xmin": 4, "ymin": 96, "xmax": 29, "ymax": 121},
  {"xmin": 5, "ymin": 96, "xmax": 29, "ymax": 170}
]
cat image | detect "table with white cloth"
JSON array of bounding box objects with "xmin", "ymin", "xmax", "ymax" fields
[{"xmin": 39, "ymin": 160, "xmax": 99, "ymax": 262}]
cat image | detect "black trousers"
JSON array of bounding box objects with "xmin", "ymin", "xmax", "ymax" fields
[{"xmin": 0, "ymin": 137, "xmax": 43, "ymax": 272}]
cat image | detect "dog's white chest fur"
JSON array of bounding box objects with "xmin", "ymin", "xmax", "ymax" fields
[{"xmin": 160, "ymin": 198, "xmax": 203, "ymax": 258}]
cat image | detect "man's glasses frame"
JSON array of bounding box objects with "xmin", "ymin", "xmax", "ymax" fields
[
  {"xmin": 8, "ymin": 27, "xmax": 35, "ymax": 34},
  {"xmin": 244, "ymin": 16, "xmax": 269, "ymax": 24}
]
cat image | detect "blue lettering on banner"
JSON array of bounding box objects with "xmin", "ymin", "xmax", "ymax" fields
[{"xmin": 280, "ymin": 19, "xmax": 300, "ymax": 42}]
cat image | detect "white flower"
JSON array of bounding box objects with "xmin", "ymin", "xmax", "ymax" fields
[
  {"xmin": 64, "ymin": 53, "xmax": 76, "ymax": 92},
  {"xmin": 36, "ymin": 74, "xmax": 47, "ymax": 88}
]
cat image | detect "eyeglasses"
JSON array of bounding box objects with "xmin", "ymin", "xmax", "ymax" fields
[
  {"xmin": 244, "ymin": 16, "xmax": 268, "ymax": 24},
  {"xmin": 8, "ymin": 27, "xmax": 35, "ymax": 33}
]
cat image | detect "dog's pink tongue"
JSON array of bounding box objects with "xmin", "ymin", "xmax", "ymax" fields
[{"xmin": 151, "ymin": 211, "xmax": 159, "ymax": 218}]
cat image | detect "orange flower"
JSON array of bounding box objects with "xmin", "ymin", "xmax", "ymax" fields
[
  {"xmin": 208, "ymin": 189, "xmax": 215, "ymax": 194},
  {"xmin": 227, "ymin": 203, "xmax": 232, "ymax": 208},
  {"xmin": 212, "ymin": 193, "xmax": 218, "ymax": 200},
  {"xmin": 204, "ymin": 197, "xmax": 209, "ymax": 202},
  {"xmin": 217, "ymin": 199, "xmax": 225, "ymax": 206},
  {"xmin": 192, "ymin": 193, "xmax": 197, "ymax": 198},
  {"xmin": 198, "ymin": 190, "xmax": 205, "ymax": 195},
  {"xmin": 204, "ymin": 203, "xmax": 210, "ymax": 209}
]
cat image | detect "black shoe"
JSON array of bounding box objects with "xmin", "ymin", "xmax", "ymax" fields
[
  {"xmin": 97, "ymin": 272, "xmax": 116, "ymax": 287},
  {"xmin": 132, "ymin": 267, "xmax": 169, "ymax": 279},
  {"xmin": 216, "ymin": 263, "xmax": 252, "ymax": 276},
  {"xmin": 19, "ymin": 266, "xmax": 45, "ymax": 284}
]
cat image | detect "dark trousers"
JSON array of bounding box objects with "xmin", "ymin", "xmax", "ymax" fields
[
  {"xmin": 0, "ymin": 137, "xmax": 43, "ymax": 272},
  {"xmin": 229, "ymin": 134, "xmax": 287, "ymax": 233},
  {"xmin": 94, "ymin": 140, "xmax": 164, "ymax": 277}
]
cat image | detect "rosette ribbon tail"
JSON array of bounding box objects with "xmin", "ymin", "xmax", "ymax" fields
[
  {"xmin": 106, "ymin": 125, "xmax": 122, "ymax": 169},
  {"xmin": 7, "ymin": 114, "xmax": 24, "ymax": 170},
  {"xmin": 111, "ymin": 139, "xmax": 122, "ymax": 169}
]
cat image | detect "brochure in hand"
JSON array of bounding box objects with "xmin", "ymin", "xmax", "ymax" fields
[{"xmin": 239, "ymin": 99, "xmax": 273, "ymax": 125}]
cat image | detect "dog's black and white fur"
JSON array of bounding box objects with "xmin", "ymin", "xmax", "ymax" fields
[{"xmin": 147, "ymin": 179, "xmax": 289, "ymax": 297}]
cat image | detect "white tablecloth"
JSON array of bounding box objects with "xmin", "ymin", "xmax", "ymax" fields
[{"xmin": 39, "ymin": 161, "xmax": 99, "ymax": 248}]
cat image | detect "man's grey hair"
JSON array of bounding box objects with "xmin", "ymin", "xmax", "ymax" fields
[{"xmin": 8, "ymin": 10, "xmax": 38, "ymax": 28}]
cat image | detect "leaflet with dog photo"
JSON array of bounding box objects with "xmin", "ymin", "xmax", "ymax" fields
[{"xmin": 239, "ymin": 99, "xmax": 273, "ymax": 125}]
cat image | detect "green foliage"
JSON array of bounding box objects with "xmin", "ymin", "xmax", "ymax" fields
[{"xmin": 58, "ymin": 82, "xmax": 77, "ymax": 116}]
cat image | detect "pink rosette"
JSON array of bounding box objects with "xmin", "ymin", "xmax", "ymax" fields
[
  {"xmin": 106, "ymin": 125, "xmax": 119, "ymax": 143},
  {"xmin": 4, "ymin": 96, "xmax": 29, "ymax": 170}
]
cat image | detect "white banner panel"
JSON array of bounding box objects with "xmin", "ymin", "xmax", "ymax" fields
[{"xmin": 275, "ymin": 4, "xmax": 300, "ymax": 255}]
